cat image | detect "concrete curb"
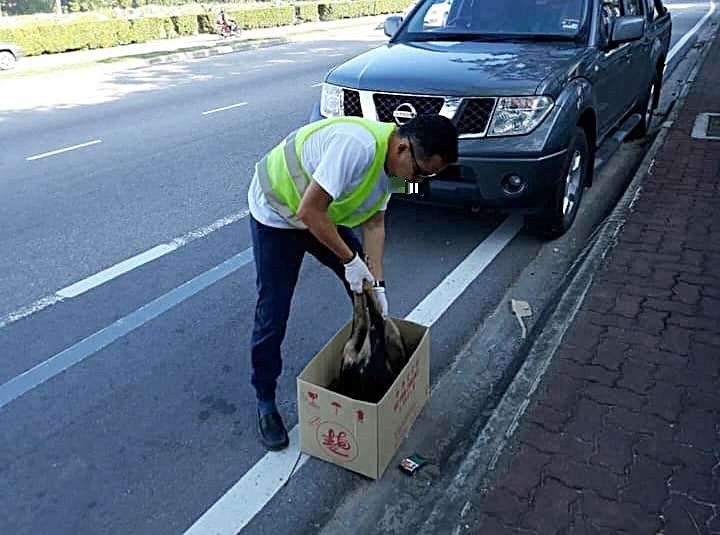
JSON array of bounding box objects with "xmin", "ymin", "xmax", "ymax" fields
[
  {"xmin": 416, "ymin": 16, "xmax": 720, "ymax": 535},
  {"xmin": 144, "ymin": 37, "xmax": 290, "ymax": 66}
]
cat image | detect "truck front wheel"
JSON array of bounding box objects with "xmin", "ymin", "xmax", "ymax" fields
[{"xmin": 527, "ymin": 127, "xmax": 589, "ymax": 239}]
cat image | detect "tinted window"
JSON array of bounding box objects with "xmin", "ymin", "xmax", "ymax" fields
[{"xmin": 402, "ymin": 0, "xmax": 589, "ymax": 38}]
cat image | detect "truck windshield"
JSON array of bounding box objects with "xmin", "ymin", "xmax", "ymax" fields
[{"xmin": 401, "ymin": 0, "xmax": 588, "ymax": 40}]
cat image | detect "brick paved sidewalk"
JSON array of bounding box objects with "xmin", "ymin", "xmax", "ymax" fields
[{"xmin": 467, "ymin": 32, "xmax": 720, "ymax": 535}]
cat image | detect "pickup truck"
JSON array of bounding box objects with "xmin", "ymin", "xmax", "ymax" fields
[{"xmin": 310, "ymin": 0, "xmax": 672, "ymax": 237}]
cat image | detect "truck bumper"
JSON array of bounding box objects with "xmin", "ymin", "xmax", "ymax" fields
[
  {"xmin": 419, "ymin": 148, "xmax": 569, "ymax": 213},
  {"xmin": 309, "ymin": 103, "xmax": 570, "ymax": 214}
]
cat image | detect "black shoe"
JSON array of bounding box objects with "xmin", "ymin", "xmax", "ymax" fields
[{"xmin": 257, "ymin": 410, "xmax": 289, "ymax": 451}]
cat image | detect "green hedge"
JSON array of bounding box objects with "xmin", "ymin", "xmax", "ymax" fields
[
  {"xmin": 295, "ymin": 2, "xmax": 320, "ymax": 23},
  {"xmin": 228, "ymin": 5, "xmax": 295, "ymax": 30},
  {"xmin": 0, "ymin": 1, "xmax": 411, "ymax": 57}
]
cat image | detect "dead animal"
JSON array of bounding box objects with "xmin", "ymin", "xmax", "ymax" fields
[{"xmin": 331, "ymin": 281, "xmax": 409, "ymax": 403}]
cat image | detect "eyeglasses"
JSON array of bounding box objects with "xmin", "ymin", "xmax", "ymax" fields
[{"xmin": 408, "ymin": 142, "xmax": 440, "ymax": 180}]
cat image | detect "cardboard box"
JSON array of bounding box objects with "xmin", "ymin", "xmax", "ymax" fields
[{"xmin": 297, "ymin": 318, "xmax": 430, "ymax": 479}]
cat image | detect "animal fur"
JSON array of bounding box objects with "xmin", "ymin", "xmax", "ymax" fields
[{"xmin": 331, "ymin": 282, "xmax": 409, "ymax": 403}]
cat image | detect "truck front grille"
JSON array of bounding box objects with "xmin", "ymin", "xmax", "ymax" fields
[
  {"xmin": 456, "ymin": 98, "xmax": 495, "ymax": 135},
  {"xmin": 342, "ymin": 89, "xmax": 363, "ymax": 117},
  {"xmin": 373, "ymin": 94, "xmax": 445, "ymax": 122},
  {"xmin": 337, "ymin": 89, "xmax": 497, "ymax": 138}
]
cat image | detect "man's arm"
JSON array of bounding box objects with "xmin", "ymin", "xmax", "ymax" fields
[
  {"xmin": 297, "ymin": 181, "xmax": 355, "ymax": 263},
  {"xmin": 362, "ymin": 210, "xmax": 385, "ymax": 281}
]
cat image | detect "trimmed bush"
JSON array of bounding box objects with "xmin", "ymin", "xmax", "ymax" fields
[
  {"xmin": 295, "ymin": 2, "xmax": 319, "ymax": 23},
  {"xmin": 227, "ymin": 5, "xmax": 294, "ymax": 30}
]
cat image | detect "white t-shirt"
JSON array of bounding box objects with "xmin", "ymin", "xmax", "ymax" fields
[{"xmin": 248, "ymin": 123, "xmax": 391, "ymax": 229}]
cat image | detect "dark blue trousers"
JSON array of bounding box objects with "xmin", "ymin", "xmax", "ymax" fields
[{"xmin": 249, "ymin": 215, "xmax": 363, "ymax": 402}]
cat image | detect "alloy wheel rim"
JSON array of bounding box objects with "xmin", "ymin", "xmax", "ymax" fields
[{"xmin": 563, "ymin": 150, "xmax": 582, "ymax": 217}]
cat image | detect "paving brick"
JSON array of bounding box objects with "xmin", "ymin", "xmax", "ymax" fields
[
  {"xmin": 519, "ymin": 478, "xmax": 580, "ymax": 534},
  {"xmin": 517, "ymin": 422, "xmax": 594, "ymax": 460},
  {"xmin": 692, "ymin": 341, "xmax": 720, "ymax": 369},
  {"xmin": 583, "ymin": 311, "xmax": 632, "ymax": 330},
  {"xmin": 581, "ymin": 492, "xmax": 662, "ymax": 533},
  {"xmin": 661, "ymin": 494, "xmax": 717, "ymax": 535},
  {"xmin": 700, "ymin": 296, "xmax": 720, "ymax": 319},
  {"xmin": 544, "ymin": 458, "xmax": 620, "ymax": 501},
  {"xmin": 592, "ymin": 337, "xmax": 629, "ymax": 371},
  {"xmin": 584, "ymin": 384, "xmax": 645, "ymax": 410},
  {"xmin": 659, "ymin": 325, "xmax": 694, "ymax": 355},
  {"xmin": 669, "ymin": 467, "xmax": 719, "ymax": 504},
  {"xmin": 626, "ymin": 346, "xmax": 687, "ymax": 369},
  {"xmin": 474, "ymin": 485, "xmax": 532, "ymax": 526},
  {"xmin": 556, "ymin": 345, "xmax": 595, "ymax": 365},
  {"xmin": 676, "ymin": 407, "xmax": 720, "ymax": 451},
  {"xmin": 527, "ymin": 402, "xmax": 568, "ymax": 433},
  {"xmin": 667, "ymin": 312, "xmax": 718, "ymax": 330},
  {"xmin": 644, "ymin": 380, "xmax": 683, "ymax": 422},
  {"xmin": 590, "ymin": 423, "xmax": 635, "ymax": 475},
  {"xmin": 636, "ymin": 309, "xmax": 669, "ymax": 334},
  {"xmin": 494, "ymin": 442, "xmax": 552, "ymax": 499},
  {"xmin": 644, "ymin": 298, "xmax": 697, "ymax": 316},
  {"xmin": 694, "ymin": 331, "xmax": 720, "ymax": 348},
  {"xmin": 685, "ymin": 388, "xmax": 720, "ymax": 413},
  {"xmin": 605, "ymin": 406, "xmax": 677, "ymax": 441},
  {"xmin": 606, "ymin": 328, "xmax": 660, "ymax": 349},
  {"xmin": 619, "ymin": 455, "xmax": 673, "ymax": 510},
  {"xmin": 672, "ymin": 281, "xmax": 703, "ymax": 304},
  {"xmin": 655, "ymin": 364, "xmax": 717, "ymax": 391},
  {"xmin": 535, "ymin": 373, "xmax": 584, "ymax": 414},
  {"xmin": 555, "ymin": 360, "xmax": 618, "ymax": 387},
  {"xmin": 474, "ymin": 514, "xmax": 531, "ymax": 535},
  {"xmin": 562, "ymin": 321, "xmax": 606, "ymax": 351},
  {"xmin": 634, "ymin": 437, "xmax": 717, "ymax": 473},
  {"xmin": 564, "ymin": 397, "xmax": 606, "ymax": 443},
  {"xmin": 617, "ymin": 359, "xmax": 656, "ymax": 394}
]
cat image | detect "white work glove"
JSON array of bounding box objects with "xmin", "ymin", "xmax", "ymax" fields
[
  {"xmin": 343, "ymin": 253, "xmax": 374, "ymax": 293},
  {"xmin": 373, "ymin": 286, "xmax": 388, "ymax": 317}
]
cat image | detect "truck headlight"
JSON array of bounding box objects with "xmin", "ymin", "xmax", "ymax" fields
[
  {"xmin": 488, "ymin": 96, "xmax": 554, "ymax": 136},
  {"xmin": 320, "ymin": 83, "xmax": 344, "ymax": 118}
]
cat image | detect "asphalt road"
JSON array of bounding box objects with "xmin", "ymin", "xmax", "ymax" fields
[{"xmin": 0, "ymin": 2, "xmax": 715, "ymax": 533}]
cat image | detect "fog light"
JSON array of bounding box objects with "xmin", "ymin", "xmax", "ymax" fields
[{"xmin": 501, "ymin": 174, "xmax": 526, "ymax": 196}]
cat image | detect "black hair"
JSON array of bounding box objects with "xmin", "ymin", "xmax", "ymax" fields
[{"xmin": 397, "ymin": 114, "xmax": 459, "ymax": 164}]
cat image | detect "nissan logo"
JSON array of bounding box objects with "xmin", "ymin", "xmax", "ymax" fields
[{"xmin": 392, "ymin": 103, "xmax": 417, "ymax": 125}]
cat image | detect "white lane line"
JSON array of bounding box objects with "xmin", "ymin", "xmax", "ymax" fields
[
  {"xmin": 0, "ymin": 209, "xmax": 249, "ymax": 330},
  {"xmin": 0, "ymin": 248, "xmax": 255, "ymax": 410},
  {"xmin": 26, "ymin": 139, "xmax": 102, "ymax": 161},
  {"xmin": 667, "ymin": 0, "xmax": 716, "ymax": 63},
  {"xmin": 57, "ymin": 245, "xmax": 175, "ymax": 298},
  {"xmin": 183, "ymin": 215, "xmax": 524, "ymax": 535},
  {"xmin": 311, "ymin": 82, "xmax": 323, "ymax": 87},
  {"xmin": 184, "ymin": 427, "xmax": 309, "ymax": 535},
  {"xmin": 202, "ymin": 102, "xmax": 248, "ymax": 115}
]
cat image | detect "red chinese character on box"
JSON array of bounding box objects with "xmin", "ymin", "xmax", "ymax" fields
[
  {"xmin": 356, "ymin": 409, "xmax": 364, "ymax": 422},
  {"xmin": 316, "ymin": 422, "xmax": 358, "ymax": 461},
  {"xmin": 307, "ymin": 391, "xmax": 319, "ymax": 408},
  {"xmin": 322, "ymin": 428, "xmax": 351, "ymax": 457},
  {"xmin": 330, "ymin": 401, "xmax": 342, "ymax": 415}
]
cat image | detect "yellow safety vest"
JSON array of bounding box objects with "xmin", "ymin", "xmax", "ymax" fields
[{"xmin": 256, "ymin": 117, "xmax": 396, "ymax": 228}]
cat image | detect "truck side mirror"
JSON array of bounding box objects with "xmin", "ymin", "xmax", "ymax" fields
[
  {"xmin": 610, "ymin": 15, "xmax": 645, "ymax": 44},
  {"xmin": 384, "ymin": 16, "xmax": 403, "ymax": 37}
]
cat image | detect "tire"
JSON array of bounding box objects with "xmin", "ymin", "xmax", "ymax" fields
[
  {"xmin": 527, "ymin": 127, "xmax": 589, "ymax": 239},
  {"xmin": 630, "ymin": 74, "xmax": 660, "ymax": 139},
  {"xmin": 0, "ymin": 50, "xmax": 16, "ymax": 70}
]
